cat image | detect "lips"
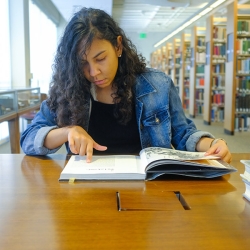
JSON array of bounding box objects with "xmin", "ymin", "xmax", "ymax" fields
[{"xmin": 94, "ymin": 79, "xmax": 106, "ymax": 85}]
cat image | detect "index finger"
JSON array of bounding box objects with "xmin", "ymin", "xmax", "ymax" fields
[{"xmin": 86, "ymin": 144, "xmax": 93, "ymax": 163}]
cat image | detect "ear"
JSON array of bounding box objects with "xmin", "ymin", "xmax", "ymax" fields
[{"xmin": 116, "ymin": 36, "xmax": 123, "ymax": 57}]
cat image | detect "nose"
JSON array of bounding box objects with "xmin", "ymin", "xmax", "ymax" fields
[{"xmin": 89, "ymin": 63, "xmax": 100, "ymax": 77}]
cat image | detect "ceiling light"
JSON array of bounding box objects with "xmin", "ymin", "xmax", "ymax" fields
[
  {"xmin": 199, "ymin": 7, "xmax": 213, "ymax": 16},
  {"xmin": 198, "ymin": 2, "xmax": 209, "ymax": 8},
  {"xmin": 210, "ymin": 0, "xmax": 226, "ymax": 8},
  {"xmin": 154, "ymin": 0, "xmax": 227, "ymax": 48}
]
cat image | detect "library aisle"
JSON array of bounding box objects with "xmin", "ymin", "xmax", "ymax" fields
[{"xmin": 189, "ymin": 116, "xmax": 250, "ymax": 153}]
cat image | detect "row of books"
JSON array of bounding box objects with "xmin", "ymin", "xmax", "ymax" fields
[
  {"xmin": 196, "ymin": 52, "xmax": 206, "ymax": 63},
  {"xmin": 212, "ymin": 75, "xmax": 225, "ymax": 89},
  {"xmin": 196, "ymin": 64, "xmax": 205, "ymax": 73},
  {"xmin": 236, "ymin": 38, "xmax": 250, "ymax": 54},
  {"xmin": 213, "ymin": 26, "xmax": 226, "ymax": 40},
  {"xmin": 240, "ymin": 160, "xmax": 250, "ymax": 202},
  {"xmin": 195, "ymin": 89, "xmax": 204, "ymax": 100},
  {"xmin": 184, "ymin": 59, "xmax": 191, "ymax": 65},
  {"xmin": 235, "ymin": 94, "xmax": 250, "ymax": 113},
  {"xmin": 237, "ymin": 20, "xmax": 250, "ymax": 35},
  {"xmin": 197, "ymin": 36, "xmax": 205, "ymax": 47},
  {"xmin": 184, "ymin": 66, "xmax": 191, "ymax": 75},
  {"xmin": 235, "ymin": 115, "xmax": 250, "ymax": 132},
  {"xmin": 236, "ymin": 76, "xmax": 250, "ymax": 91},
  {"xmin": 185, "ymin": 46, "xmax": 191, "ymax": 55},
  {"xmin": 211, "ymin": 106, "xmax": 224, "ymax": 122},
  {"xmin": 213, "ymin": 44, "xmax": 226, "ymax": 57},
  {"xmin": 236, "ymin": 58, "xmax": 250, "ymax": 74},
  {"xmin": 212, "ymin": 64, "xmax": 225, "ymax": 74},
  {"xmin": 174, "ymin": 77, "xmax": 180, "ymax": 86},
  {"xmin": 212, "ymin": 93, "xmax": 224, "ymax": 105},
  {"xmin": 196, "ymin": 78, "xmax": 204, "ymax": 86},
  {"xmin": 195, "ymin": 103, "xmax": 204, "ymax": 116},
  {"xmin": 183, "ymin": 99, "xmax": 189, "ymax": 110},
  {"xmin": 175, "ymin": 57, "xmax": 181, "ymax": 65},
  {"xmin": 184, "ymin": 87, "xmax": 190, "ymax": 98},
  {"xmin": 175, "ymin": 47, "xmax": 181, "ymax": 54}
]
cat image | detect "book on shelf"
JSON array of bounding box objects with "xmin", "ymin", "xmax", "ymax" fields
[
  {"xmin": 240, "ymin": 160, "xmax": 250, "ymax": 202},
  {"xmin": 234, "ymin": 115, "xmax": 250, "ymax": 132},
  {"xmin": 211, "ymin": 107, "xmax": 224, "ymax": 122},
  {"xmin": 213, "ymin": 44, "xmax": 226, "ymax": 57},
  {"xmin": 236, "ymin": 38, "xmax": 250, "ymax": 55},
  {"xmin": 213, "ymin": 26, "xmax": 226, "ymax": 40},
  {"xmin": 59, "ymin": 147, "xmax": 237, "ymax": 181},
  {"xmin": 237, "ymin": 20, "xmax": 250, "ymax": 35},
  {"xmin": 196, "ymin": 52, "xmax": 206, "ymax": 63}
]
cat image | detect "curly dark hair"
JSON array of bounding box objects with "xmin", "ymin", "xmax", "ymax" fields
[{"xmin": 47, "ymin": 7, "xmax": 146, "ymax": 127}]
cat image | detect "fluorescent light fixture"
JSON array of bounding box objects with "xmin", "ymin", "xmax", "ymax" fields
[
  {"xmin": 198, "ymin": 2, "xmax": 209, "ymax": 8},
  {"xmin": 199, "ymin": 7, "xmax": 213, "ymax": 16},
  {"xmin": 188, "ymin": 15, "xmax": 201, "ymax": 23},
  {"xmin": 153, "ymin": 0, "xmax": 227, "ymax": 48},
  {"xmin": 210, "ymin": 0, "xmax": 226, "ymax": 8}
]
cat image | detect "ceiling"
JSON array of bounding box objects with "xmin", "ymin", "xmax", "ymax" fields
[
  {"xmin": 112, "ymin": 0, "xmax": 214, "ymax": 33},
  {"xmin": 50, "ymin": 0, "xmax": 246, "ymax": 59},
  {"xmin": 51, "ymin": 0, "xmax": 217, "ymax": 34}
]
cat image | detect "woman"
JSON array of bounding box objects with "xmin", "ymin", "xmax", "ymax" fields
[{"xmin": 20, "ymin": 7, "xmax": 231, "ymax": 163}]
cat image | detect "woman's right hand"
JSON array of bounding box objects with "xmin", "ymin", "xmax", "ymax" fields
[{"xmin": 67, "ymin": 126, "xmax": 107, "ymax": 162}]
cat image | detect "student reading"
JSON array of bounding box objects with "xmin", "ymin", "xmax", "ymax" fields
[{"xmin": 20, "ymin": 7, "xmax": 232, "ymax": 163}]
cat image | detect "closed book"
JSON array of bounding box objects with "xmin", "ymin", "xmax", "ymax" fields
[
  {"xmin": 240, "ymin": 160, "xmax": 250, "ymax": 179},
  {"xmin": 241, "ymin": 178, "xmax": 250, "ymax": 202},
  {"xmin": 240, "ymin": 160, "xmax": 250, "ymax": 202}
]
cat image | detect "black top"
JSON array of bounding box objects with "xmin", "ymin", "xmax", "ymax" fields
[{"xmin": 88, "ymin": 97, "xmax": 142, "ymax": 155}]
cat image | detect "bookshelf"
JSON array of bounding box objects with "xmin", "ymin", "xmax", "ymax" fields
[
  {"xmin": 189, "ymin": 26, "xmax": 206, "ymax": 118},
  {"xmin": 157, "ymin": 48, "xmax": 163, "ymax": 71},
  {"xmin": 166, "ymin": 42, "xmax": 173, "ymax": 77},
  {"xmin": 224, "ymin": 2, "xmax": 250, "ymax": 134},
  {"xmin": 161, "ymin": 45, "xmax": 167, "ymax": 74},
  {"xmin": 150, "ymin": 51, "xmax": 158, "ymax": 69},
  {"xmin": 172, "ymin": 38, "xmax": 181, "ymax": 93},
  {"xmin": 180, "ymin": 32, "xmax": 191, "ymax": 111},
  {"xmin": 204, "ymin": 16, "xmax": 227, "ymax": 125}
]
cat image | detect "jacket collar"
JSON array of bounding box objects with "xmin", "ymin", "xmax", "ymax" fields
[{"xmin": 134, "ymin": 72, "xmax": 157, "ymax": 99}]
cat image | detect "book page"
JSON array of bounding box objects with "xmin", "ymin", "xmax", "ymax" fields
[
  {"xmin": 140, "ymin": 147, "xmax": 219, "ymax": 166},
  {"xmin": 185, "ymin": 159, "xmax": 228, "ymax": 169},
  {"xmin": 62, "ymin": 155, "xmax": 144, "ymax": 175}
]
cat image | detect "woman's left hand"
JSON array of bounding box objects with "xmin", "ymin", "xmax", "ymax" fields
[{"xmin": 205, "ymin": 140, "xmax": 232, "ymax": 163}]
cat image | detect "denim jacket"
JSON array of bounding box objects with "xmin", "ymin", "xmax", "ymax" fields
[{"xmin": 20, "ymin": 68, "xmax": 214, "ymax": 155}]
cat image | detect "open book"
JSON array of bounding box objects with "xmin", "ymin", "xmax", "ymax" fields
[{"xmin": 59, "ymin": 147, "xmax": 237, "ymax": 181}]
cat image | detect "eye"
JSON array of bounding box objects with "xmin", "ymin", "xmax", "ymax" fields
[{"xmin": 96, "ymin": 57, "xmax": 105, "ymax": 62}]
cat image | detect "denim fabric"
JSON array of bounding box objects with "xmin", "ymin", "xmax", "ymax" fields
[{"xmin": 20, "ymin": 68, "xmax": 214, "ymax": 155}]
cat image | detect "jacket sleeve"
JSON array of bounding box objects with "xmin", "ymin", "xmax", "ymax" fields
[
  {"xmin": 20, "ymin": 100, "xmax": 63, "ymax": 155},
  {"xmin": 168, "ymin": 78, "xmax": 214, "ymax": 151}
]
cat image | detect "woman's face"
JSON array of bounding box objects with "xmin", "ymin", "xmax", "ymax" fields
[{"xmin": 81, "ymin": 37, "xmax": 122, "ymax": 90}]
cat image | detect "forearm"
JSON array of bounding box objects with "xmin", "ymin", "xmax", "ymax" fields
[{"xmin": 44, "ymin": 127, "xmax": 70, "ymax": 149}]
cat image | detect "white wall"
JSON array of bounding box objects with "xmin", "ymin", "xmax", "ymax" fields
[{"xmin": 126, "ymin": 32, "xmax": 168, "ymax": 63}]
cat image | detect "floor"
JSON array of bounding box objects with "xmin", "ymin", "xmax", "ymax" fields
[
  {"xmin": 0, "ymin": 116, "xmax": 249, "ymax": 154},
  {"xmin": 190, "ymin": 116, "xmax": 249, "ymax": 153}
]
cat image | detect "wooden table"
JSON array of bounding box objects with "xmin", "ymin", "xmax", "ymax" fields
[
  {"xmin": 0, "ymin": 103, "xmax": 41, "ymax": 153},
  {"xmin": 0, "ymin": 153, "xmax": 250, "ymax": 250}
]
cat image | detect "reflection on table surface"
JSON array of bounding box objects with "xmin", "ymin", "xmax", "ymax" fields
[{"xmin": 0, "ymin": 153, "xmax": 249, "ymax": 250}]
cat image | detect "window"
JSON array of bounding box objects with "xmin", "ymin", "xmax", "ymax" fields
[
  {"xmin": 0, "ymin": 0, "xmax": 11, "ymax": 89},
  {"xmin": 0, "ymin": 0, "xmax": 11, "ymax": 147},
  {"xmin": 29, "ymin": 1, "xmax": 57, "ymax": 94}
]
